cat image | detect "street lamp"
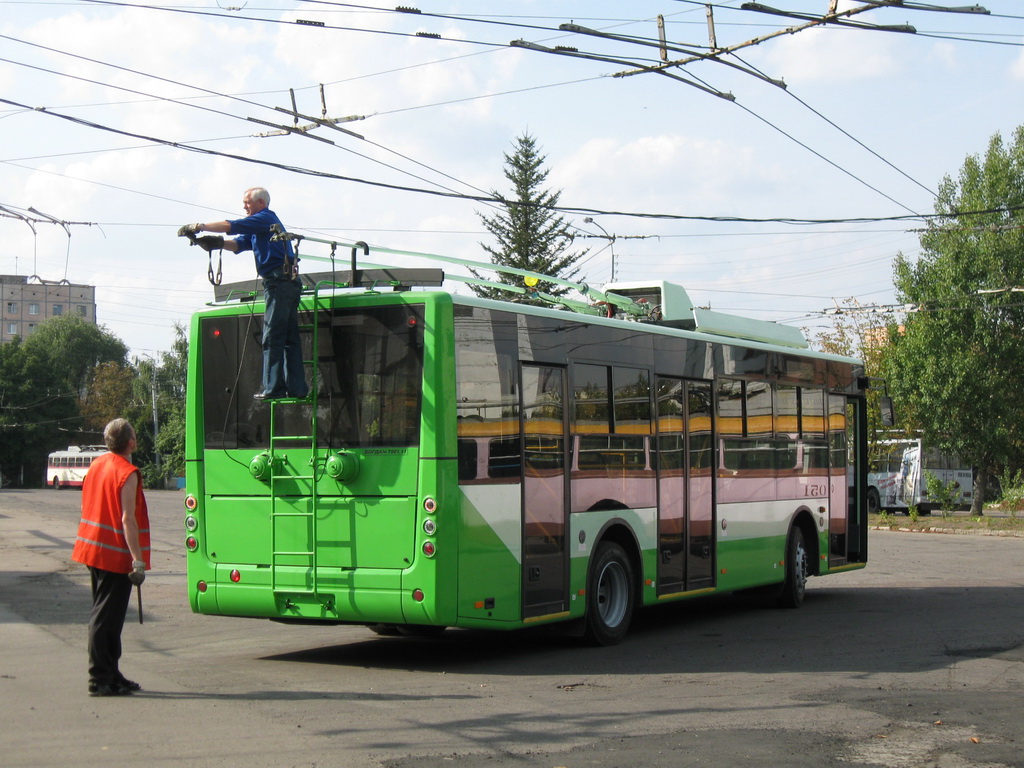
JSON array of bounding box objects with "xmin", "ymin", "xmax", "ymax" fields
[{"xmin": 583, "ymin": 217, "xmax": 617, "ymax": 282}]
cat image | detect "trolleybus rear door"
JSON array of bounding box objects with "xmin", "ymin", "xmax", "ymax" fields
[
  {"xmin": 686, "ymin": 381, "xmax": 715, "ymax": 589},
  {"xmin": 520, "ymin": 364, "xmax": 569, "ymax": 619}
]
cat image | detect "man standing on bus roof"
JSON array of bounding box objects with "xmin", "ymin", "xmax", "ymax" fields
[
  {"xmin": 71, "ymin": 418, "xmax": 149, "ymax": 697},
  {"xmin": 177, "ymin": 187, "xmax": 309, "ymax": 401}
]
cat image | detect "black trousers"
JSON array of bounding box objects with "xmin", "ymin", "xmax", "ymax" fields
[{"xmin": 87, "ymin": 566, "xmax": 133, "ymax": 686}]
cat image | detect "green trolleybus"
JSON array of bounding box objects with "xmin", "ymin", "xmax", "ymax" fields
[{"xmin": 183, "ymin": 243, "xmax": 868, "ymax": 645}]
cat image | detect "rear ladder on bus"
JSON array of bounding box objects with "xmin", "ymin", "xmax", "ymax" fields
[{"xmin": 265, "ymin": 282, "xmax": 334, "ymax": 606}]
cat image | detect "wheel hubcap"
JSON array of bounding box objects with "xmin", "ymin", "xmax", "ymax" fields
[
  {"xmin": 794, "ymin": 540, "xmax": 808, "ymax": 598},
  {"xmin": 596, "ymin": 560, "xmax": 629, "ymax": 628}
]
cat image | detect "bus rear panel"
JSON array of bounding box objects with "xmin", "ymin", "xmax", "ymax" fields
[{"xmin": 185, "ymin": 293, "xmax": 456, "ymax": 627}]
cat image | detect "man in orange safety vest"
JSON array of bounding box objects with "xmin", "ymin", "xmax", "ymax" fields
[{"xmin": 71, "ymin": 418, "xmax": 150, "ymax": 697}]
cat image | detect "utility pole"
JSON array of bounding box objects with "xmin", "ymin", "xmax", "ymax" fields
[
  {"xmin": 137, "ymin": 354, "xmax": 160, "ymax": 477},
  {"xmin": 150, "ymin": 363, "xmax": 160, "ymax": 476}
]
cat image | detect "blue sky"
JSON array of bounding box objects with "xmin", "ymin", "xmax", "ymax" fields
[{"xmin": 2, "ymin": 0, "xmax": 1022, "ymax": 357}]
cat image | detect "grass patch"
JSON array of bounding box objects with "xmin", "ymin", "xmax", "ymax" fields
[{"xmin": 869, "ymin": 509, "xmax": 1024, "ymax": 534}]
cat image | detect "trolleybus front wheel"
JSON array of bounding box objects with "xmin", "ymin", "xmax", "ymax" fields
[{"xmin": 583, "ymin": 541, "xmax": 636, "ymax": 646}]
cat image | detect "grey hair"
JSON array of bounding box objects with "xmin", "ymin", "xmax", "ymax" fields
[
  {"xmin": 104, "ymin": 418, "xmax": 135, "ymax": 454},
  {"xmin": 245, "ymin": 187, "xmax": 270, "ymax": 206}
]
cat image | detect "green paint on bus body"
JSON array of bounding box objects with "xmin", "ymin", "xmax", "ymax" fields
[{"xmin": 184, "ymin": 279, "xmax": 868, "ymax": 638}]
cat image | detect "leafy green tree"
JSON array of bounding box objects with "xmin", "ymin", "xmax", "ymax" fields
[
  {"xmin": 155, "ymin": 323, "xmax": 188, "ymax": 484},
  {"xmin": 130, "ymin": 323, "xmax": 188, "ymax": 488},
  {"xmin": 0, "ymin": 316, "xmax": 126, "ymax": 486},
  {"xmin": 155, "ymin": 407, "xmax": 186, "ymax": 481},
  {"xmin": 886, "ymin": 126, "xmax": 1024, "ymax": 513},
  {"xmin": 80, "ymin": 361, "xmax": 134, "ymax": 433},
  {"xmin": 128, "ymin": 356, "xmax": 161, "ymax": 486},
  {"xmin": 23, "ymin": 315, "xmax": 127, "ymax": 398},
  {"xmin": 161, "ymin": 322, "xmax": 189, "ymax": 403},
  {"xmin": 0, "ymin": 337, "xmax": 75, "ymax": 486},
  {"xmin": 810, "ymin": 299, "xmax": 903, "ymax": 465},
  {"xmin": 0, "ymin": 315, "xmax": 188, "ymax": 489},
  {"xmin": 474, "ymin": 133, "xmax": 586, "ymax": 300}
]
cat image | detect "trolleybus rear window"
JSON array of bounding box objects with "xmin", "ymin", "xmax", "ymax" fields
[{"xmin": 200, "ymin": 305, "xmax": 424, "ymax": 450}]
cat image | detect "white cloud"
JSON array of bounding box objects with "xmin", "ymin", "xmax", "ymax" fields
[
  {"xmin": 927, "ymin": 42, "xmax": 960, "ymax": 72},
  {"xmin": 1012, "ymin": 49, "xmax": 1024, "ymax": 80},
  {"xmin": 758, "ymin": 27, "xmax": 902, "ymax": 86},
  {"xmin": 555, "ymin": 133, "xmax": 785, "ymax": 214}
]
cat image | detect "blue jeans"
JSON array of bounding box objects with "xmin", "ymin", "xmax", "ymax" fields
[{"xmin": 261, "ymin": 273, "xmax": 307, "ymax": 397}]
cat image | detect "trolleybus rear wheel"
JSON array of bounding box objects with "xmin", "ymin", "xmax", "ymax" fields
[
  {"xmin": 367, "ymin": 623, "xmax": 402, "ymax": 636},
  {"xmin": 776, "ymin": 526, "xmax": 808, "ymax": 609},
  {"xmin": 583, "ymin": 541, "xmax": 636, "ymax": 646},
  {"xmin": 367, "ymin": 623, "xmax": 446, "ymax": 638},
  {"xmin": 397, "ymin": 625, "xmax": 446, "ymax": 638}
]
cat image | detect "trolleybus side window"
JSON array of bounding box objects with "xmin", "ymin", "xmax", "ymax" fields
[
  {"xmin": 655, "ymin": 378, "xmax": 686, "ymax": 472},
  {"xmin": 571, "ymin": 363, "xmax": 654, "ymax": 512},
  {"xmin": 720, "ymin": 380, "xmax": 770, "ymax": 472},
  {"xmin": 720, "ymin": 380, "xmax": 831, "ymax": 475},
  {"xmin": 802, "ymin": 387, "xmax": 828, "ymax": 470},
  {"xmin": 455, "ymin": 308, "xmax": 519, "ymax": 483},
  {"xmin": 775, "ymin": 384, "xmax": 799, "ymax": 472}
]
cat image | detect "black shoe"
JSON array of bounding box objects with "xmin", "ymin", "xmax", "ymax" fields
[
  {"xmin": 89, "ymin": 682, "xmax": 133, "ymax": 697},
  {"xmin": 116, "ymin": 676, "xmax": 142, "ymax": 692},
  {"xmin": 287, "ymin": 391, "xmax": 310, "ymax": 400}
]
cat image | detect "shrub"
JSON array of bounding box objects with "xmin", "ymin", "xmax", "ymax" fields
[
  {"xmin": 998, "ymin": 469, "xmax": 1024, "ymax": 516},
  {"xmin": 924, "ymin": 471, "xmax": 958, "ymax": 516}
]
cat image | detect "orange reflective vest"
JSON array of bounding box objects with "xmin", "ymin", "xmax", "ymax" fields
[{"xmin": 71, "ymin": 452, "xmax": 150, "ymax": 573}]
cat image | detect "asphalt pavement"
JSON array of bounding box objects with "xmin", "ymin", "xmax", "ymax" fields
[{"xmin": 2, "ymin": 488, "xmax": 1024, "ymax": 768}]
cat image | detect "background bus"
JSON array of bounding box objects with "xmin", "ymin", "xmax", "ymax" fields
[
  {"xmin": 867, "ymin": 438, "xmax": 973, "ymax": 514},
  {"xmin": 184, "ymin": 264, "xmax": 869, "ymax": 645},
  {"xmin": 46, "ymin": 445, "xmax": 106, "ymax": 489}
]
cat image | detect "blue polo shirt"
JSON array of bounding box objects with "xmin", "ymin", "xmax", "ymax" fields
[{"xmin": 229, "ymin": 208, "xmax": 296, "ymax": 277}]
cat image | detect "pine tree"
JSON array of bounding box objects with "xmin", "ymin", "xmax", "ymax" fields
[{"xmin": 474, "ymin": 133, "xmax": 586, "ymax": 300}]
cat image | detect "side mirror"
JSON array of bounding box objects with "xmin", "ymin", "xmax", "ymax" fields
[{"xmin": 880, "ymin": 396, "xmax": 895, "ymax": 427}]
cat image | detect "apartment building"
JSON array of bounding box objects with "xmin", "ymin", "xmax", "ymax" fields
[{"xmin": 1, "ymin": 274, "xmax": 97, "ymax": 343}]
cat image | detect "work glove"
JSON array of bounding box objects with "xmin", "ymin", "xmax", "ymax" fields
[
  {"xmin": 195, "ymin": 235, "xmax": 225, "ymax": 253},
  {"xmin": 177, "ymin": 223, "xmax": 202, "ymax": 238},
  {"xmin": 128, "ymin": 560, "xmax": 146, "ymax": 586}
]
